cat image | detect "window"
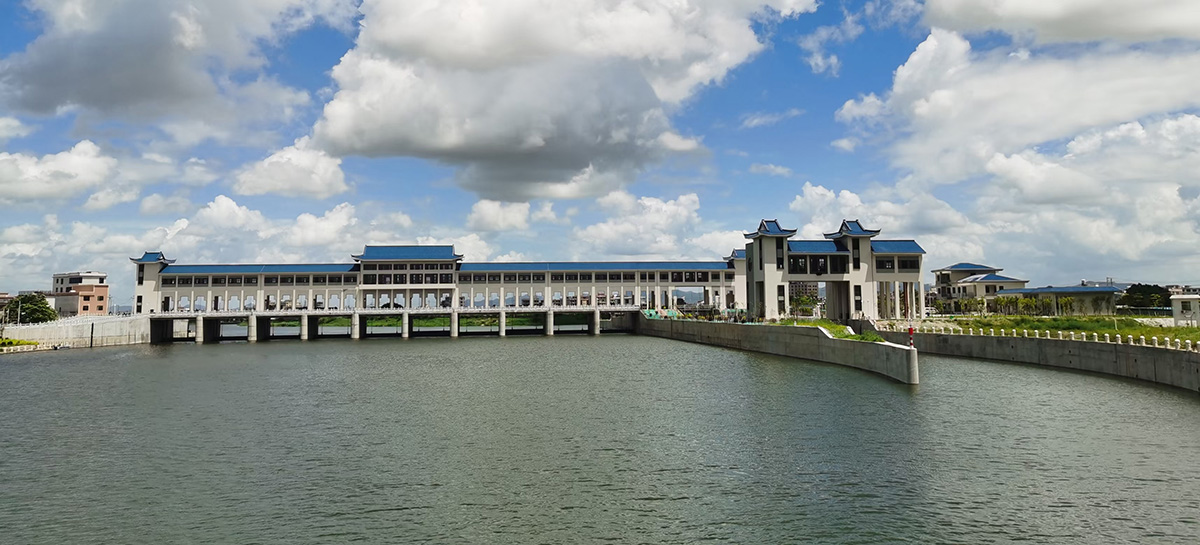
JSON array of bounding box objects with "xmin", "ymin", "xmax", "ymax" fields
[
  {"xmin": 363, "ymin": 263, "xmax": 378, "ymax": 270},
  {"xmin": 212, "ymin": 277, "xmax": 226, "ymax": 286},
  {"xmin": 776, "ymin": 238, "xmax": 785, "ymax": 270},
  {"xmin": 138, "ymin": 264, "xmax": 145, "ymax": 286},
  {"xmin": 363, "ymin": 274, "xmax": 378, "ymax": 284},
  {"xmin": 876, "ymin": 258, "xmax": 895, "ymax": 271},
  {"xmin": 788, "ymin": 256, "xmax": 808, "ymax": 275},
  {"xmin": 639, "ymin": 273, "xmax": 648, "ymax": 281},
  {"xmin": 460, "ymin": 274, "xmax": 472, "ymax": 283},
  {"xmin": 519, "ymin": 274, "xmax": 532, "ymax": 282},
  {"xmin": 986, "ymin": 285, "xmax": 996, "ymax": 294},
  {"xmin": 660, "ymin": 272, "xmax": 669, "ymax": 281},
  {"xmin": 566, "ymin": 274, "xmax": 578, "ymax": 282},
  {"xmin": 378, "ymin": 263, "xmax": 392, "ymax": 271},
  {"xmin": 378, "ymin": 274, "xmax": 391, "ymax": 284},
  {"xmin": 229, "ymin": 276, "xmax": 243, "ymax": 286},
  {"xmin": 410, "ymin": 274, "xmax": 423, "ymax": 284},
  {"xmin": 670, "ymin": 272, "xmax": 683, "ymax": 283},
  {"xmin": 194, "ymin": 277, "xmax": 208, "ymax": 287},
  {"xmin": 69, "ymin": 276, "xmax": 83, "ymax": 284},
  {"xmin": 393, "ymin": 274, "xmax": 406, "ymax": 284},
  {"xmin": 440, "ymin": 263, "xmax": 455, "ymax": 270},
  {"xmin": 394, "ymin": 263, "xmax": 408, "ymax": 270},
  {"xmin": 623, "ymin": 273, "xmax": 635, "ymax": 282},
  {"xmin": 425, "ymin": 274, "xmax": 438, "ymax": 284},
  {"xmin": 725, "ymin": 272, "xmax": 735, "ymax": 281},
  {"xmin": 279, "ymin": 276, "xmax": 293, "ymax": 286},
  {"xmin": 810, "ymin": 256, "xmax": 827, "ymax": 275},
  {"xmin": 411, "ymin": 264, "xmax": 424, "ymax": 270},
  {"xmin": 264, "ymin": 276, "xmax": 278, "ymax": 285},
  {"xmin": 533, "ymin": 274, "xmax": 545, "ymax": 282},
  {"xmin": 98, "ymin": 305, "xmax": 104, "ymax": 311},
  {"xmin": 596, "ymin": 273, "xmax": 608, "ymax": 282},
  {"xmin": 551, "ymin": 274, "xmax": 564, "ymax": 282},
  {"xmin": 325, "ymin": 275, "xmax": 339, "ymax": 285},
  {"xmin": 488, "ymin": 274, "xmax": 501, "ymax": 283},
  {"xmin": 178, "ymin": 277, "xmax": 192, "ymax": 286},
  {"xmin": 83, "ymin": 295, "xmax": 91, "ymax": 301},
  {"xmin": 852, "ymin": 238, "xmax": 861, "ymax": 270},
  {"xmin": 830, "ymin": 256, "xmax": 849, "ymax": 274},
  {"xmin": 684, "ymin": 272, "xmax": 696, "ymax": 283},
  {"xmin": 697, "ymin": 272, "xmax": 709, "ymax": 282},
  {"xmin": 778, "ymin": 284, "xmax": 786, "ymax": 313},
  {"xmin": 504, "ymin": 274, "xmax": 517, "ymax": 283},
  {"xmin": 98, "ymin": 296, "xmax": 104, "ymax": 301},
  {"xmin": 899, "ymin": 258, "xmax": 920, "ymax": 272},
  {"xmin": 440, "ymin": 274, "xmax": 454, "ymax": 284},
  {"xmin": 295, "ymin": 276, "xmax": 309, "ymax": 285},
  {"xmin": 83, "ymin": 305, "xmax": 89, "ymax": 311},
  {"xmin": 311, "ymin": 276, "xmax": 324, "ymax": 285},
  {"xmin": 1184, "ymin": 301, "xmax": 1193, "ymax": 311},
  {"xmin": 854, "ymin": 285, "xmax": 863, "ymax": 312}
]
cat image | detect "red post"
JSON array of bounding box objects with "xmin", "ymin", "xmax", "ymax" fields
[{"xmin": 908, "ymin": 326, "xmax": 914, "ymax": 347}]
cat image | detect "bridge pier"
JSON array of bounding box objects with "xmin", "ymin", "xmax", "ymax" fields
[
  {"xmin": 195, "ymin": 317, "xmax": 205, "ymax": 344},
  {"xmin": 591, "ymin": 309, "xmax": 601, "ymax": 336},
  {"xmin": 351, "ymin": 313, "xmax": 361, "ymax": 340},
  {"xmin": 545, "ymin": 310, "xmax": 554, "ymax": 336},
  {"xmin": 247, "ymin": 313, "xmax": 257, "ymax": 343},
  {"xmin": 499, "ymin": 311, "xmax": 506, "ymax": 337},
  {"xmin": 450, "ymin": 311, "xmax": 459, "ymax": 338},
  {"xmin": 402, "ymin": 312, "xmax": 409, "ymax": 339},
  {"xmin": 300, "ymin": 314, "xmax": 309, "ymax": 341}
]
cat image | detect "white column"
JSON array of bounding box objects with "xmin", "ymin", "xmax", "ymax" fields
[
  {"xmin": 499, "ymin": 311, "xmax": 507, "ymax": 337},
  {"xmin": 402, "ymin": 312, "xmax": 409, "ymax": 339},
  {"xmin": 545, "ymin": 310, "xmax": 554, "ymax": 336},
  {"xmin": 450, "ymin": 310, "xmax": 459, "ymax": 338},
  {"xmin": 300, "ymin": 314, "xmax": 309, "ymax": 341}
]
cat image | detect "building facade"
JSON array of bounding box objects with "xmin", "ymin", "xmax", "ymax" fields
[
  {"xmin": 131, "ymin": 219, "xmax": 926, "ymax": 322},
  {"xmin": 742, "ymin": 220, "xmax": 925, "ymax": 321},
  {"xmin": 46, "ymin": 271, "xmax": 110, "ymax": 317},
  {"xmin": 932, "ymin": 263, "xmax": 1028, "ymax": 301}
]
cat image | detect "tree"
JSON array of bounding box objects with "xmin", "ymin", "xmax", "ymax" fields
[
  {"xmin": 1058, "ymin": 296, "xmax": 1075, "ymax": 316},
  {"xmin": 2, "ymin": 294, "xmax": 57, "ymax": 324},
  {"xmin": 1018, "ymin": 297, "xmax": 1038, "ymax": 316},
  {"xmin": 1118, "ymin": 284, "xmax": 1169, "ymax": 308}
]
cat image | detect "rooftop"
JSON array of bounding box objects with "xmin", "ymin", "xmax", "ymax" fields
[
  {"xmin": 1001, "ymin": 286, "xmax": 1123, "ymax": 295},
  {"xmin": 959, "ymin": 273, "xmax": 1025, "ymax": 283},
  {"xmin": 130, "ymin": 252, "xmax": 175, "ymax": 264},
  {"xmin": 744, "ymin": 219, "xmax": 797, "ymax": 239},
  {"xmin": 459, "ymin": 261, "xmax": 730, "ymax": 272},
  {"xmin": 933, "ymin": 262, "xmax": 1001, "ymax": 272},
  {"xmin": 869, "ymin": 240, "xmax": 925, "ymax": 255},
  {"xmin": 824, "ymin": 219, "xmax": 881, "ymax": 239},
  {"xmin": 162, "ymin": 264, "xmax": 360, "ymax": 275},
  {"xmin": 352, "ymin": 245, "xmax": 463, "ymax": 261}
]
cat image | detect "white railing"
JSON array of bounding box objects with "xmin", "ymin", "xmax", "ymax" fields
[
  {"xmin": 143, "ymin": 304, "xmax": 641, "ymax": 319},
  {"xmin": 878, "ymin": 323, "xmax": 1200, "ymax": 353}
]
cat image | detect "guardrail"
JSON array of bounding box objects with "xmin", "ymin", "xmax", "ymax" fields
[
  {"xmin": 143, "ymin": 305, "xmax": 642, "ymax": 319},
  {"xmin": 878, "ymin": 323, "xmax": 1200, "ymax": 352}
]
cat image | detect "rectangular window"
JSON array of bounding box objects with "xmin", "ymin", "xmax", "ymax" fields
[
  {"xmin": 776, "ymin": 238, "xmax": 785, "ymax": 270},
  {"xmin": 393, "ymin": 274, "xmax": 406, "ymax": 284},
  {"xmin": 311, "ymin": 276, "xmax": 324, "ymax": 285},
  {"xmin": 229, "ymin": 276, "xmax": 243, "ymax": 286},
  {"xmin": 473, "ymin": 274, "xmax": 487, "ymax": 282},
  {"xmin": 363, "ymin": 274, "xmax": 378, "ymax": 284},
  {"xmin": 854, "ymin": 285, "xmax": 863, "ymax": 312},
  {"xmin": 394, "ymin": 264, "xmax": 407, "ymax": 270},
  {"xmin": 659, "ymin": 272, "xmax": 669, "ymax": 281},
  {"xmin": 684, "ymin": 272, "xmax": 696, "ymax": 283},
  {"xmin": 852, "ymin": 238, "xmax": 861, "ymax": 270},
  {"xmin": 565, "ymin": 273, "xmax": 578, "ymax": 282},
  {"xmin": 83, "ymin": 305, "xmax": 89, "ymax": 311},
  {"xmin": 876, "ymin": 258, "xmax": 895, "ymax": 271},
  {"xmin": 326, "ymin": 276, "xmax": 340, "ymax": 285},
  {"xmin": 410, "ymin": 274, "xmax": 423, "ymax": 284},
  {"xmin": 830, "ymin": 256, "xmax": 849, "ymax": 274},
  {"xmin": 533, "ymin": 274, "xmax": 546, "ymax": 282},
  {"xmin": 596, "ymin": 273, "xmax": 608, "ymax": 282},
  {"xmin": 488, "ymin": 274, "xmax": 501, "ymax": 283},
  {"xmin": 697, "ymin": 272, "xmax": 709, "ymax": 282},
  {"xmin": 425, "ymin": 273, "xmax": 438, "ymax": 284},
  {"xmin": 639, "ymin": 273, "xmax": 648, "ymax": 281},
  {"xmin": 264, "ymin": 276, "xmax": 278, "ymax": 285},
  {"xmin": 194, "ymin": 277, "xmax": 208, "ymax": 287},
  {"xmin": 363, "ymin": 263, "xmax": 378, "ymax": 270},
  {"xmin": 440, "ymin": 274, "xmax": 454, "ymax": 284},
  {"xmin": 459, "ymin": 274, "xmax": 472, "ymax": 283},
  {"xmin": 519, "ymin": 274, "xmax": 532, "ymax": 282},
  {"xmin": 137, "ymin": 264, "xmax": 145, "ymax": 286},
  {"xmin": 279, "ymin": 276, "xmax": 293, "ymax": 285},
  {"xmin": 212, "ymin": 277, "xmax": 226, "ymax": 286},
  {"xmin": 580, "ymin": 273, "xmax": 592, "ymax": 282},
  {"xmin": 811, "ymin": 256, "xmax": 827, "ymax": 275},
  {"xmin": 343, "ymin": 275, "xmax": 357, "ymax": 284},
  {"xmin": 898, "ymin": 258, "xmax": 920, "ymax": 272},
  {"xmin": 295, "ymin": 276, "xmax": 309, "ymax": 285},
  {"xmin": 725, "ymin": 272, "xmax": 735, "ymax": 281},
  {"xmin": 1183, "ymin": 301, "xmax": 1193, "ymax": 311},
  {"xmin": 504, "ymin": 274, "xmax": 517, "ymax": 283},
  {"xmin": 671, "ymin": 272, "xmax": 683, "ymax": 283},
  {"xmin": 178, "ymin": 277, "xmax": 193, "ymax": 286},
  {"xmin": 378, "ymin": 263, "xmax": 392, "ymax": 271},
  {"xmin": 551, "ymin": 274, "xmax": 564, "ymax": 282},
  {"xmin": 439, "ymin": 263, "xmax": 452, "ymax": 270},
  {"xmin": 623, "ymin": 273, "xmax": 635, "ymax": 281},
  {"xmin": 83, "ymin": 295, "xmax": 91, "ymax": 301},
  {"xmin": 98, "ymin": 296, "xmax": 104, "ymax": 301},
  {"xmin": 411, "ymin": 264, "xmax": 424, "ymax": 270},
  {"xmin": 378, "ymin": 274, "xmax": 392, "ymax": 284},
  {"xmin": 788, "ymin": 256, "xmax": 808, "ymax": 275},
  {"xmin": 98, "ymin": 306, "xmax": 104, "ymax": 311}
]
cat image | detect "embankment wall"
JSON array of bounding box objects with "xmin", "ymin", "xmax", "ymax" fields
[
  {"xmin": 2, "ymin": 317, "xmax": 151, "ymax": 351},
  {"xmin": 878, "ymin": 331, "xmax": 1200, "ymax": 394},
  {"xmin": 636, "ymin": 316, "xmax": 918, "ymax": 384}
]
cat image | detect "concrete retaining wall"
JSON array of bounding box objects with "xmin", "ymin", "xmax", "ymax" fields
[
  {"xmin": 636, "ymin": 316, "xmax": 918, "ymax": 384},
  {"xmin": 2, "ymin": 316, "xmax": 151, "ymax": 350},
  {"xmin": 879, "ymin": 331, "xmax": 1200, "ymax": 394}
]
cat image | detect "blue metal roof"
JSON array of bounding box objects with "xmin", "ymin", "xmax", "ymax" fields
[
  {"xmin": 162, "ymin": 264, "xmax": 359, "ymax": 275},
  {"xmin": 1001, "ymin": 286, "xmax": 1122, "ymax": 295},
  {"xmin": 727, "ymin": 249, "xmax": 746, "ymax": 260},
  {"xmin": 130, "ymin": 251, "xmax": 174, "ymax": 264},
  {"xmin": 353, "ymin": 245, "xmax": 462, "ymax": 261},
  {"xmin": 745, "ymin": 219, "xmax": 797, "ymax": 239},
  {"xmin": 459, "ymin": 261, "xmax": 729, "ymax": 272},
  {"xmin": 959, "ymin": 273, "xmax": 1024, "ymax": 283},
  {"xmin": 870, "ymin": 240, "xmax": 926, "ymax": 254},
  {"xmin": 787, "ymin": 240, "xmax": 848, "ymax": 254},
  {"xmin": 935, "ymin": 262, "xmax": 998, "ymax": 271},
  {"xmin": 824, "ymin": 219, "xmax": 880, "ymax": 239}
]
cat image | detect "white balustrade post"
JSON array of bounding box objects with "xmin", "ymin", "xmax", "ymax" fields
[
  {"xmin": 1152, "ymin": 336, "xmax": 1158, "ymax": 347},
  {"xmin": 1175, "ymin": 339, "xmax": 1182, "ymax": 350},
  {"xmin": 1058, "ymin": 331, "xmax": 1064, "ymax": 340},
  {"xmin": 1023, "ymin": 329, "xmax": 1028, "ymax": 337},
  {"xmin": 1104, "ymin": 334, "xmax": 1110, "ymax": 343}
]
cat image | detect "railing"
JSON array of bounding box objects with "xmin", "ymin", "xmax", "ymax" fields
[
  {"xmin": 143, "ymin": 305, "xmax": 641, "ymax": 318},
  {"xmin": 878, "ymin": 323, "xmax": 1200, "ymax": 353}
]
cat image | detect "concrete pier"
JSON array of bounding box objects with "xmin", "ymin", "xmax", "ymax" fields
[
  {"xmin": 401, "ymin": 312, "xmax": 409, "ymax": 339},
  {"xmin": 300, "ymin": 314, "xmax": 309, "ymax": 340},
  {"xmin": 545, "ymin": 311, "xmax": 554, "ymax": 336},
  {"xmin": 195, "ymin": 317, "xmax": 205, "ymax": 344},
  {"xmin": 450, "ymin": 311, "xmax": 459, "ymax": 338},
  {"xmin": 499, "ymin": 311, "xmax": 507, "ymax": 337},
  {"xmin": 591, "ymin": 309, "xmax": 601, "ymax": 336},
  {"xmin": 247, "ymin": 314, "xmax": 257, "ymax": 343},
  {"xmin": 350, "ymin": 313, "xmax": 360, "ymax": 340}
]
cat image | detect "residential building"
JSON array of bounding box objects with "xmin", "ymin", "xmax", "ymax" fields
[{"xmin": 48, "ymin": 271, "xmax": 110, "ymax": 317}]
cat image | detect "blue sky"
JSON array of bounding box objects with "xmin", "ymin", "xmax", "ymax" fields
[{"xmin": 4, "ymin": 0, "xmax": 1200, "ymax": 305}]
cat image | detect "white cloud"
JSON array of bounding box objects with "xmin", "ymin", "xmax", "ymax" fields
[
  {"xmin": 835, "ymin": 93, "xmax": 885, "ymax": 123},
  {"xmin": 831, "ymin": 137, "xmax": 859, "ymax": 152},
  {"xmin": 0, "ymin": 140, "xmax": 118, "ymax": 205},
  {"xmin": 740, "ymin": 108, "xmax": 804, "ymax": 129},
  {"xmin": 466, "ymin": 200, "xmax": 531, "ymax": 232},
  {"xmin": 749, "ymin": 163, "xmax": 793, "ymax": 177},
  {"xmin": 140, "ymin": 193, "xmax": 193, "ymax": 216},
  {"xmin": 82, "ymin": 186, "xmax": 141, "ymax": 211},
  {"xmin": 798, "ymin": 12, "xmax": 864, "ymax": 76},
  {"xmin": 285, "ymin": 203, "xmax": 358, "ymax": 247},
  {"xmin": 0, "ymin": 117, "xmax": 32, "ymax": 141},
  {"xmin": 573, "ymin": 191, "xmax": 704, "ymax": 259},
  {"xmin": 925, "ymin": 0, "xmax": 1200, "ymax": 44},
  {"xmin": 685, "ymin": 230, "xmax": 746, "ymax": 257},
  {"xmin": 234, "ymin": 136, "xmax": 349, "ymax": 199},
  {"xmin": 531, "ymin": 202, "xmax": 572, "ymax": 225},
  {"xmin": 312, "ymin": 0, "xmax": 818, "ymax": 199}
]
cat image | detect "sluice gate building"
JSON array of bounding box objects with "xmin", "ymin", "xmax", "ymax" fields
[{"xmin": 131, "ymin": 219, "xmax": 925, "ymax": 325}]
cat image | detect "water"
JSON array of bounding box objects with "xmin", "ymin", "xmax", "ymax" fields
[{"xmin": 1, "ymin": 336, "xmax": 1197, "ymax": 544}]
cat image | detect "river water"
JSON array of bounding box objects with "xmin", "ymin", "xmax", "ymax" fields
[{"xmin": 1, "ymin": 336, "xmax": 1197, "ymax": 544}]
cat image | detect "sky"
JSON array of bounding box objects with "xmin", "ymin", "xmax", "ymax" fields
[{"xmin": 3, "ymin": 0, "xmax": 1200, "ymax": 307}]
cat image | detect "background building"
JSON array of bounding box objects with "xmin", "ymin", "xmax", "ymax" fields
[
  {"xmin": 933, "ymin": 263, "xmax": 1028, "ymax": 301},
  {"xmin": 48, "ymin": 271, "xmax": 110, "ymax": 317}
]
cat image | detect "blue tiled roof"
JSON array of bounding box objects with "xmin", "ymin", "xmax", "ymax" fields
[
  {"xmin": 787, "ymin": 240, "xmax": 848, "ymax": 254},
  {"xmin": 130, "ymin": 251, "xmax": 174, "ymax": 264},
  {"xmin": 870, "ymin": 240, "xmax": 925, "ymax": 254},
  {"xmin": 824, "ymin": 219, "xmax": 881, "ymax": 239},
  {"xmin": 162, "ymin": 264, "xmax": 359, "ymax": 275},
  {"xmin": 745, "ymin": 219, "xmax": 797, "ymax": 238},
  {"xmin": 959, "ymin": 273, "xmax": 1024, "ymax": 283},
  {"xmin": 727, "ymin": 249, "xmax": 746, "ymax": 260},
  {"xmin": 1001, "ymin": 286, "xmax": 1122, "ymax": 295},
  {"xmin": 353, "ymin": 245, "xmax": 462, "ymax": 261},
  {"xmin": 935, "ymin": 262, "xmax": 998, "ymax": 271},
  {"xmin": 459, "ymin": 262, "xmax": 730, "ymax": 272}
]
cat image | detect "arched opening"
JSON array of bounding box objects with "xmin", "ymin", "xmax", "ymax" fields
[
  {"xmin": 344, "ymin": 295, "xmax": 356, "ymax": 309},
  {"xmin": 328, "ymin": 295, "xmax": 340, "ymax": 310},
  {"xmin": 474, "ymin": 293, "xmax": 485, "ymax": 308},
  {"xmin": 178, "ymin": 296, "xmax": 191, "ymax": 311},
  {"xmin": 296, "ymin": 295, "xmax": 308, "ymax": 310},
  {"xmin": 365, "ymin": 293, "xmax": 377, "ymax": 309},
  {"xmin": 534, "ymin": 292, "xmax": 544, "ymax": 306},
  {"xmin": 161, "ymin": 296, "xmax": 173, "ymax": 312},
  {"xmin": 425, "ymin": 293, "xmax": 437, "ymax": 308},
  {"xmin": 504, "ymin": 292, "xmax": 515, "ymax": 307},
  {"xmin": 459, "ymin": 293, "xmax": 468, "ymax": 308},
  {"xmin": 552, "ymin": 292, "xmax": 563, "ymax": 306},
  {"xmin": 265, "ymin": 295, "xmax": 277, "ymax": 311},
  {"xmin": 520, "ymin": 292, "xmax": 530, "ymax": 307},
  {"xmin": 280, "ymin": 295, "xmax": 292, "ymax": 310},
  {"xmin": 313, "ymin": 294, "xmax": 324, "ymax": 310},
  {"xmin": 244, "ymin": 296, "xmax": 257, "ymax": 311},
  {"xmin": 440, "ymin": 292, "xmax": 452, "ymax": 308},
  {"xmin": 194, "ymin": 296, "xmax": 206, "ymax": 312},
  {"xmin": 410, "ymin": 293, "xmax": 422, "ymax": 309},
  {"xmin": 489, "ymin": 293, "xmax": 500, "ymax": 308},
  {"xmin": 581, "ymin": 291, "xmax": 590, "ymax": 306},
  {"xmin": 566, "ymin": 291, "xmax": 577, "ymax": 306},
  {"xmin": 228, "ymin": 295, "xmax": 241, "ymax": 311}
]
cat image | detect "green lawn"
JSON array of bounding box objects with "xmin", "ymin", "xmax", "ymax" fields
[
  {"xmin": 1, "ymin": 338, "xmax": 38, "ymax": 347},
  {"xmin": 775, "ymin": 318, "xmax": 886, "ymax": 343}
]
